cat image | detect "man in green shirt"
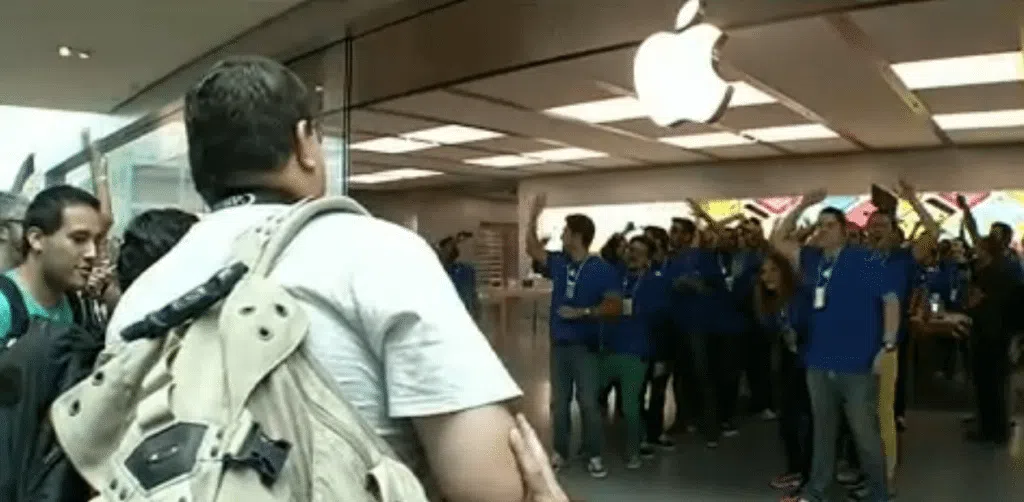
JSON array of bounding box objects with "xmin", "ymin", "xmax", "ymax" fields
[{"xmin": 0, "ymin": 186, "xmax": 105, "ymax": 343}]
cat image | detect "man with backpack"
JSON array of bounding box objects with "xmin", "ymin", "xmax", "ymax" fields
[
  {"xmin": 0, "ymin": 186, "xmax": 106, "ymax": 343},
  {"xmin": 0, "ymin": 185, "xmax": 108, "ymax": 501},
  {"xmin": 94, "ymin": 56, "xmax": 532, "ymax": 501}
]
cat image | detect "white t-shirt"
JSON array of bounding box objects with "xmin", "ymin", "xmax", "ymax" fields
[{"xmin": 106, "ymin": 203, "xmax": 522, "ymax": 478}]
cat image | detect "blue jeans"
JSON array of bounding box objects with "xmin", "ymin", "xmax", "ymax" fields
[
  {"xmin": 550, "ymin": 344, "xmax": 603, "ymax": 459},
  {"xmin": 803, "ymin": 369, "xmax": 888, "ymax": 502}
]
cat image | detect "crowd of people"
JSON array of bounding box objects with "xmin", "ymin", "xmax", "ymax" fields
[
  {"xmin": 0, "ymin": 56, "xmax": 573, "ymax": 502},
  {"xmin": 523, "ymin": 181, "xmax": 1024, "ymax": 502}
]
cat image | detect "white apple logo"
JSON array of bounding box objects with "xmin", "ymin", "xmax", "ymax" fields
[{"xmin": 633, "ymin": 0, "xmax": 733, "ymax": 127}]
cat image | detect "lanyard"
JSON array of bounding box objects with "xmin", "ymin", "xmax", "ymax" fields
[
  {"xmin": 816, "ymin": 247, "xmax": 844, "ymax": 289},
  {"xmin": 622, "ymin": 269, "xmax": 646, "ymax": 298},
  {"xmin": 209, "ymin": 189, "xmax": 298, "ymax": 212},
  {"xmin": 565, "ymin": 256, "xmax": 592, "ymax": 299}
]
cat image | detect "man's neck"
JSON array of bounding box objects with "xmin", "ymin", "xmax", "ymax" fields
[
  {"xmin": 15, "ymin": 261, "xmax": 63, "ymax": 308},
  {"xmin": 567, "ymin": 247, "xmax": 589, "ymax": 262},
  {"xmin": 628, "ymin": 265, "xmax": 647, "ymax": 276}
]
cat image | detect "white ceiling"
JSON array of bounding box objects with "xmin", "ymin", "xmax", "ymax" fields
[
  {"xmin": 339, "ymin": 0, "xmax": 1024, "ymax": 191},
  {"xmin": 0, "ymin": 0, "xmax": 307, "ymax": 112}
]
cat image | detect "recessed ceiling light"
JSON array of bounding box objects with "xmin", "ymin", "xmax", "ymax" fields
[
  {"xmin": 349, "ymin": 168, "xmax": 440, "ymax": 184},
  {"xmin": 314, "ymin": 84, "xmax": 324, "ymax": 92},
  {"xmin": 730, "ymin": 82, "xmax": 776, "ymax": 107},
  {"xmin": 743, "ymin": 124, "xmax": 839, "ymax": 142},
  {"xmin": 933, "ymin": 109, "xmax": 1024, "ymax": 130},
  {"xmin": 58, "ymin": 45, "xmax": 90, "ymax": 59},
  {"xmin": 349, "ymin": 137, "xmax": 434, "ymax": 154},
  {"xmin": 544, "ymin": 96, "xmax": 646, "ymax": 124},
  {"xmin": 891, "ymin": 52, "xmax": 1023, "ymax": 90},
  {"xmin": 526, "ymin": 147, "xmax": 608, "ymax": 162},
  {"xmin": 659, "ymin": 132, "xmax": 753, "ymax": 149},
  {"xmin": 58, "ymin": 46, "xmax": 72, "ymax": 57},
  {"xmin": 542, "ymin": 81, "xmax": 775, "ymax": 124},
  {"xmin": 77, "ymin": 51, "xmax": 91, "ymax": 60},
  {"xmin": 401, "ymin": 124, "xmax": 503, "ymax": 145},
  {"xmin": 464, "ymin": 155, "xmax": 543, "ymax": 168}
]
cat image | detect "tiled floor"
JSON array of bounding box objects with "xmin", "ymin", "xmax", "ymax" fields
[{"xmin": 487, "ymin": 319, "xmax": 1024, "ymax": 502}]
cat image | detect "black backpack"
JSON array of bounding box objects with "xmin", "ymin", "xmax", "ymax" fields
[{"xmin": 0, "ymin": 276, "xmax": 105, "ymax": 502}]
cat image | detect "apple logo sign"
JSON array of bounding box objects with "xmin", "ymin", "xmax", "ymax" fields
[{"xmin": 633, "ymin": 0, "xmax": 733, "ymax": 127}]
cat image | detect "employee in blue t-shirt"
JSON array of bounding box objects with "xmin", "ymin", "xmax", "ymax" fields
[
  {"xmin": 438, "ymin": 234, "xmax": 480, "ymax": 320},
  {"xmin": 773, "ymin": 191, "xmax": 900, "ymax": 502},
  {"xmin": 665, "ymin": 218, "xmax": 731, "ymax": 447},
  {"xmin": 525, "ymin": 194, "xmax": 621, "ymax": 479},
  {"xmin": 602, "ymin": 235, "xmax": 669, "ymax": 469}
]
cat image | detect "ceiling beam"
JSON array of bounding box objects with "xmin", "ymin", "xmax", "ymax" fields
[
  {"xmin": 823, "ymin": 13, "xmax": 953, "ymax": 146},
  {"xmin": 717, "ymin": 61, "xmax": 870, "ymax": 151}
]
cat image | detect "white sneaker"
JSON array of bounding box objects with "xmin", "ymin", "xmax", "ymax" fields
[{"xmin": 587, "ymin": 456, "xmax": 608, "ymax": 478}]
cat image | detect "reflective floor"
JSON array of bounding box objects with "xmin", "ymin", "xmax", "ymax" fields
[{"xmin": 485, "ymin": 315, "xmax": 1024, "ymax": 502}]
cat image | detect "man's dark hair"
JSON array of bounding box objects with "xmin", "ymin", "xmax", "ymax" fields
[
  {"xmin": 629, "ymin": 235, "xmax": 655, "ymax": 258},
  {"xmin": 644, "ymin": 226, "xmax": 670, "ymax": 251},
  {"xmin": 819, "ymin": 207, "xmax": 848, "ymax": 228},
  {"xmin": 184, "ymin": 56, "xmax": 318, "ymax": 204},
  {"xmin": 671, "ymin": 217, "xmax": 696, "ymax": 235},
  {"xmin": 22, "ymin": 185, "xmax": 101, "ymax": 251},
  {"xmin": 117, "ymin": 208, "xmax": 199, "ymax": 290},
  {"xmin": 868, "ymin": 210, "xmax": 899, "ymax": 231},
  {"xmin": 992, "ymin": 221, "xmax": 1013, "ymax": 246},
  {"xmin": 564, "ymin": 214, "xmax": 596, "ymax": 248}
]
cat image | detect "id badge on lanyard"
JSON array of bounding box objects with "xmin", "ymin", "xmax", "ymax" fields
[
  {"xmin": 814, "ymin": 259, "xmax": 836, "ymax": 310},
  {"xmin": 622, "ymin": 274, "xmax": 642, "ymax": 316},
  {"xmin": 566, "ymin": 258, "xmax": 590, "ymax": 300}
]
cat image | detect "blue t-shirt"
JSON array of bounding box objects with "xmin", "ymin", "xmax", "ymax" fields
[
  {"xmin": 603, "ymin": 267, "xmax": 670, "ymax": 358},
  {"xmin": 547, "ymin": 252, "xmax": 619, "ymax": 345},
  {"xmin": 665, "ymin": 247, "xmax": 723, "ymax": 335},
  {"xmin": 800, "ymin": 246, "xmax": 901, "ymax": 373},
  {"xmin": 713, "ymin": 250, "xmax": 764, "ymax": 335},
  {"xmin": 445, "ymin": 262, "xmax": 478, "ymax": 314},
  {"xmin": 759, "ymin": 285, "xmax": 812, "ymax": 359}
]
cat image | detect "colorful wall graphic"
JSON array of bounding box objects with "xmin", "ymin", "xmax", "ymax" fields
[{"xmin": 538, "ymin": 190, "xmax": 1024, "ymax": 252}]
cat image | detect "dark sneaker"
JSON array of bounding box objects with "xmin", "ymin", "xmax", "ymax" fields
[
  {"xmin": 652, "ymin": 435, "xmax": 676, "ymax": 451},
  {"xmin": 721, "ymin": 421, "xmax": 739, "ymax": 438},
  {"xmin": 639, "ymin": 443, "xmax": 656, "ymax": 459},
  {"xmin": 587, "ymin": 457, "xmax": 608, "ymax": 479},
  {"xmin": 625, "ymin": 455, "xmax": 643, "ymax": 470},
  {"xmin": 836, "ymin": 469, "xmax": 862, "ymax": 486},
  {"xmin": 705, "ymin": 439, "xmax": 719, "ymax": 449}
]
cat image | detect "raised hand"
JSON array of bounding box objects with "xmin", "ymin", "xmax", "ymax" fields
[
  {"xmin": 530, "ymin": 193, "xmax": 548, "ymax": 221},
  {"xmin": 896, "ymin": 178, "xmax": 917, "ymax": 200}
]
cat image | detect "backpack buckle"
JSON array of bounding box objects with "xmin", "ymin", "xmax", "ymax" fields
[{"xmin": 222, "ymin": 423, "xmax": 291, "ymax": 487}]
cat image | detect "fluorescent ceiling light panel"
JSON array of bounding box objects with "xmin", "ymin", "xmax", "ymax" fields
[
  {"xmin": 933, "ymin": 109, "xmax": 1024, "ymax": 130},
  {"xmin": 527, "ymin": 147, "xmax": 608, "ymax": 162},
  {"xmin": 743, "ymin": 124, "xmax": 839, "ymax": 142},
  {"xmin": 659, "ymin": 132, "xmax": 752, "ymax": 149},
  {"xmin": 464, "ymin": 155, "xmax": 543, "ymax": 168},
  {"xmin": 730, "ymin": 82, "xmax": 776, "ymax": 107},
  {"xmin": 401, "ymin": 124, "xmax": 503, "ymax": 145},
  {"xmin": 542, "ymin": 82, "xmax": 775, "ymax": 124},
  {"xmin": 349, "ymin": 168, "xmax": 440, "ymax": 184},
  {"xmin": 544, "ymin": 96, "xmax": 646, "ymax": 124},
  {"xmin": 891, "ymin": 52, "xmax": 1023, "ymax": 90},
  {"xmin": 349, "ymin": 137, "xmax": 434, "ymax": 154}
]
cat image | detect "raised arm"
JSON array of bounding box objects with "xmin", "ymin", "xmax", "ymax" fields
[
  {"xmin": 525, "ymin": 194, "xmax": 548, "ymax": 265},
  {"xmin": 686, "ymin": 198, "xmax": 742, "ymax": 237},
  {"xmin": 771, "ymin": 189, "xmax": 827, "ymax": 265},
  {"xmin": 897, "ymin": 179, "xmax": 939, "ymax": 263},
  {"xmin": 956, "ymin": 194, "xmax": 982, "ymax": 245}
]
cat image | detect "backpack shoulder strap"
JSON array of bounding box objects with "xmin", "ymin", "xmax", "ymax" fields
[
  {"xmin": 233, "ymin": 196, "xmax": 371, "ymax": 277},
  {"xmin": 0, "ymin": 274, "xmax": 29, "ymax": 340}
]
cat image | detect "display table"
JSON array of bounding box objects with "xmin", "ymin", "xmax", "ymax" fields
[{"xmin": 479, "ymin": 285, "xmax": 551, "ymax": 343}]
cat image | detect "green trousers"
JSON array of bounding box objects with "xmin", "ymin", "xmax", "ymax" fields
[{"xmin": 602, "ymin": 352, "xmax": 649, "ymax": 458}]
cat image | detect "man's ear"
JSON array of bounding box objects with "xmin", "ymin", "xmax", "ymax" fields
[
  {"xmin": 24, "ymin": 226, "xmax": 44, "ymax": 254},
  {"xmin": 294, "ymin": 119, "xmax": 318, "ymax": 170}
]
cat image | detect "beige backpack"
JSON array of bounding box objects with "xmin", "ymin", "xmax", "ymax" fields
[{"xmin": 49, "ymin": 197, "xmax": 429, "ymax": 502}]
